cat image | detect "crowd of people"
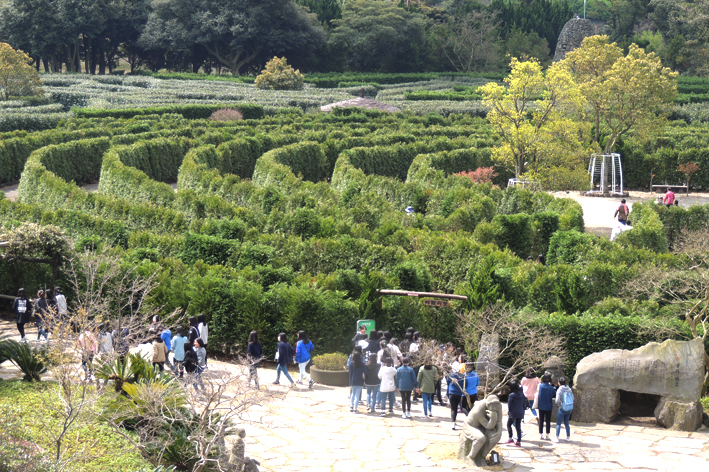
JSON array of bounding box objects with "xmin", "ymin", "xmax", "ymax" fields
[{"xmin": 343, "ymin": 325, "xmax": 576, "ymax": 447}]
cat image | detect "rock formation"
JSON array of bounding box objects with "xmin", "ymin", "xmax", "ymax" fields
[
  {"xmin": 573, "ymin": 338, "xmax": 705, "ymax": 431},
  {"xmin": 553, "ymin": 17, "xmax": 596, "ymax": 62}
]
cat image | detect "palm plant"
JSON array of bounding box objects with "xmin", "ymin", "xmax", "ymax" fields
[{"xmin": 2, "ymin": 340, "xmax": 48, "ymax": 381}]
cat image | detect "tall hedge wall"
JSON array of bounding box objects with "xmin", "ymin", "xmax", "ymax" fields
[{"xmin": 73, "ymin": 103, "xmax": 265, "ymax": 120}]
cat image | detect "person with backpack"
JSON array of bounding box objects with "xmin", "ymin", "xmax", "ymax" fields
[
  {"xmin": 614, "ymin": 199, "xmax": 630, "ymax": 225},
  {"xmin": 505, "ymin": 380, "xmax": 526, "ymax": 447},
  {"xmin": 395, "ymin": 357, "xmax": 418, "ymax": 419},
  {"xmin": 553, "ymin": 377, "xmax": 574, "ymax": 443},
  {"xmin": 537, "ymin": 374, "xmax": 556, "ymax": 441},
  {"xmin": 12, "ymin": 288, "xmax": 31, "ymax": 342},
  {"xmin": 274, "ymin": 333, "xmax": 296, "ymax": 388},
  {"xmin": 151, "ymin": 331, "xmax": 168, "ymax": 372},
  {"xmin": 295, "ymin": 330, "xmax": 315, "ymax": 389}
]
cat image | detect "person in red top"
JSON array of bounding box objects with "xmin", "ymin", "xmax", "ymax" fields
[
  {"xmin": 614, "ymin": 199, "xmax": 630, "ymax": 225},
  {"xmin": 663, "ymin": 188, "xmax": 675, "ymax": 208}
]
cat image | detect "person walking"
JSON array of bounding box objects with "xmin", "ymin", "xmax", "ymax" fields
[
  {"xmin": 663, "ymin": 188, "xmax": 675, "ymax": 208},
  {"xmin": 197, "ymin": 314, "xmax": 209, "ymax": 348},
  {"xmin": 447, "ymin": 368, "xmax": 464, "ymax": 430},
  {"xmin": 187, "ymin": 316, "xmax": 200, "ymax": 351},
  {"xmin": 152, "ymin": 332, "xmax": 168, "ymax": 372},
  {"xmin": 348, "ymin": 352, "xmax": 367, "ymax": 413},
  {"xmin": 395, "ymin": 357, "xmax": 418, "ymax": 419},
  {"xmin": 537, "ymin": 374, "xmax": 556, "ymax": 440},
  {"xmin": 12, "ymin": 288, "xmax": 30, "ymax": 342},
  {"xmin": 78, "ymin": 329, "xmax": 98, "ymax": 381},
  {"xmin": 388, "ymin": 337, "xmax": 403, "ymax": 367},
  {"xmin": 273, "ymin": 333, "xmax": 296, "ymax": 388},
  {"xmin": 33, "ymin": 290, "xmax": 49, "ymax": 342},
  {"xmin": 614, "ymin": 199, "xmax": 630, "ymax": 225},
  {"xmin": 172, "ymin": 327, "xmax": 189, "ymax": 379},
  {"xmin": 417, "ymin": 363, "xmax": 437, "ymax": 418},
  {"xmin": 365, "ymin": 330, "xmax": 380, "ymax": 359},
  {"xmin": 553, "ymin": 377, "xmax": 574, "ymax": 443},
  {"xmin": 506, "ymin": 381, "xmax": 526, "ymax": 447},
  {"xmin": 295, "ymin": 330, "xmax": 315, "ymax": 389},
  {"xmin": 378, "ymin": 357, "xmax": 397, "ymax": 416},
  {"xmin": 247, "ymin": 331, "xmax": 262, "ymax": 388},
  {"xmin": 521, "ymin": 368, "xmax": 540, "ymax": 425},
  {"xmin": 54, "ymin": 287, "xmax": 68, "ymax": 321},
  {"xmin": 364, "ymin": 354, "xmax": 381, "ymax": 413},
  {"xmin": 461, "ymin": 362, "xmax": 479, "ymax": 413}
]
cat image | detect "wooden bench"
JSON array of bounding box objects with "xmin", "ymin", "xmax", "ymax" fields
[{"xmin": 651, "ymin": 185, "xmax": 688, "ymax": 196}]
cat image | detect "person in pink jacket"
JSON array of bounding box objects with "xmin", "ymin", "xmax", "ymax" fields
[{"xmin": 520, "ymin": 368, "xmax": 540, "ymax": 424}]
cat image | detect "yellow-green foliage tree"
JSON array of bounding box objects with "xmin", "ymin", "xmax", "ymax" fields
[
  {"xmin": 255, "ymin": 57, "xmax": 304, "ymax": 91},
  {"xmin": 0, "ymin": 43, "xmax": 43, "ymax": 100},
  {"xmin": 560, "ymin": 35, "xmax": 678, "ymax": 154},
  {"xmin": 478, "ymin": 58, "xmax": 591, "ymax": 184}
]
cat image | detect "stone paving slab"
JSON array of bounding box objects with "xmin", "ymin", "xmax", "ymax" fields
[{"xmin": 1, "ymin": 320, "xmax": 708, "ymax": 471}]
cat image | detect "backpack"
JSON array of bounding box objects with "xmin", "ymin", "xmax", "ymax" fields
[{"xmin": 561, "ymin": 389, "xmax": 574, "ymax": 411}]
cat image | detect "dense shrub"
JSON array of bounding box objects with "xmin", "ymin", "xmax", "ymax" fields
[
  {"xmin": 255, "ymin": 57, "xmax": 305, "ymax": 91},
  {"xmin": 492, "ymin": 213, "xmax": 532, "ymax": 259}
]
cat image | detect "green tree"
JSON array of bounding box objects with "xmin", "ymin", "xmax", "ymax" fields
[
  {"xmin": 505, "ymin": 27, "xmax": 551, "ymax": 66},
  {"xmin": 0, "ymin": 43, "xmax": 43, "ymax": 99},
  {"xmin": 478, "ymin": 57, "xmax": 589, "ymax": 179},
  {"xmin": 561, "ymin": 35, "xmax": 678, "ymax": 153},
  {"xmin": 329, "ymin": 0, "xmax": 427, "ymax": 72},
  {"xmin": 140, "ymin": 0, "xmax": 325, "ymax": 75}
]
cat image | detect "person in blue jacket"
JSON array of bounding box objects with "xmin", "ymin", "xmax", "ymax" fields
[
  {"xmin": 273, "ymin": 333, "xmax": 296, "ymax": 388},
  {"xmin": 537, "ymin": 374, "xmax": 556, "ymax": 441},
  {"xmin": 447, "ymin": 367, "xmax": 465, "ymax": 430},
  {"xmin": 348, "ymin": 352, "xmax": 367, "ymax": 413},
  {"xmin": 395, "ymin": 357, "xmax": 418, "ymax": 419},
  {"xmin": 462, "ymin": 362, "xmax": 479, "ymax": 410},
  {"xmin": 296, "ymin": 330, "xmax": 315, "ymax": 389},
  {"xmin": 506, "ymin": 380, "xmax": 527, "ymax": 447}
]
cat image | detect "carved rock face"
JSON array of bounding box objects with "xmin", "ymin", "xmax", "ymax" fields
[{"xmin": 573, "ymin": 338, "xmax": 705, "ymax": 403}]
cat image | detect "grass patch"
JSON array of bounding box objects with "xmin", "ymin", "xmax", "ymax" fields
[
  {"xmin": 0, "ymin": 380, "xmax": 151, "ymax": 472},
  {"xmin": 702, "ymin": 397, "xmax": 709, "ymax": 413}
]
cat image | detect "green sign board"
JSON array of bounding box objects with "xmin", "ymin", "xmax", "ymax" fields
[{"xmin": 356, "ymin": 319, "xmax": 376, "ymax": 335}]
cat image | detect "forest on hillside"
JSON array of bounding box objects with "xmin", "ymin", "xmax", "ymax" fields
[{"xmin": 1, "ymin": 0, "xmax": 708, "ymax": 77}]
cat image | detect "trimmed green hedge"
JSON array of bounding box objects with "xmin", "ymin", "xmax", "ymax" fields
[
  {"xmin": 72, "ymin": 104, "xmax": 265, "ymax": 120},
  {"xmin": 99, "ymin": 148, "xmax": 177, "ymax": 207},
  {"xmin": 28, "ymin": 137, "xmax": 112, "ymax": 184},
  {"xmin": 263, "ymin": 141, "xmax": 327, "ymax": 183},
  {"xmin": 109, "ymin": 138, "xmax": 190, "ymax": 182}
]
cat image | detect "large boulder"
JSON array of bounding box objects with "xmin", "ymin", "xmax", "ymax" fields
[
  {"xmin": 655, "ymin": 398, "xmax": 704, "ymax": 431},
  {"xmin": 572, "ymin": 338, "xmax": 706, "ymax": 431},
  {"xmin": 572, "ymin": 386, "xmax": 620, "ymax": 423},
  {"xmin": 573, "ymin": 338, "xmax": 705, "ymax": 403}
]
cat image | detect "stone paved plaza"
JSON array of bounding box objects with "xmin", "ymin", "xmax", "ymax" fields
[
  {"xmin": 240, "ymin": 367, "xmax": 709, "ymax": 472},
  {"xmin": 1, "ymin": 320, "xmax": 708, "ymax": 472}
]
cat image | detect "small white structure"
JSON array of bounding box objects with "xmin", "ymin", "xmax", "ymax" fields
[{"xmin": 588, "ymin": 153, "xmax": 624, "ymax": 195}]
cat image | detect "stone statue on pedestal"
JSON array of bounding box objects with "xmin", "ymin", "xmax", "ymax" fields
[
  {"xmin": 228, "ymin": 427, "xmax": 261, "ymax": 472},
  {"xmin": 458, "ymin": 395, "xmax": 503, "ymax": 467}
]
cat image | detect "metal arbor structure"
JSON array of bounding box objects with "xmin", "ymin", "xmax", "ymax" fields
[{"xmin": 588, "ymin": 153, "xmax": 624, "ymax": 195}]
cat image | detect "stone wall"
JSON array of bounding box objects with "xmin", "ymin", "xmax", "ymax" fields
[{"xmin": 553, "ymin": 18, "xmax": 597, "ymax": 62}]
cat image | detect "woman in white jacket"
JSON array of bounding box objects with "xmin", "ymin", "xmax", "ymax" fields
[{"xmin": 378, "ymin": 357, "xmax": 397, "ymax": 416}]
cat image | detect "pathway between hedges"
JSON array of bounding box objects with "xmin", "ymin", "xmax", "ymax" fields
[{"xmin": 1, "ymin": 319, "xmax": 708, "ymax": 472}]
